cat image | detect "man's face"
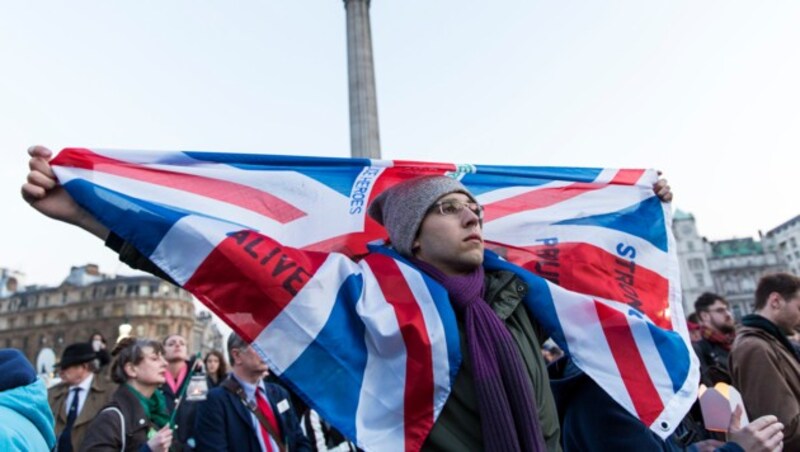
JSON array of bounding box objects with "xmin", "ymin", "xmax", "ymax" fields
[
  {"xmin": 58, "ymin": 363, "xmax": 90, "ymax": 385},
  {"xmin": 413, "ymin": 193, "xmax": 484, "ymax": 276},
  {"xmin": 775, "ymin": 290, "xmax": 800, "ymax": 332},
  {"xmin": 233, "ymin": 345, "xmax": 269, "ymax": 376},
  {"xmin": 700, "ymin": 300, "xmax": 735, "ymax": 334}
]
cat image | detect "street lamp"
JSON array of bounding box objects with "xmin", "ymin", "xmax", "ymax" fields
[{"xmin": 117, "ymin": 317, "xmax": 132, "ymax": 343}]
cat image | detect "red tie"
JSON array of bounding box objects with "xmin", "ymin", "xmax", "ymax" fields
[{"xmin": 255, "ymin": 387, "xmax": 280, "ymax": 452}]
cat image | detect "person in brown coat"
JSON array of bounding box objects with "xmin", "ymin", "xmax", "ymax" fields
[
  {"xmin": 79, "ymin": 337, "xmax": 173, "ymax": 452},
  {"xmin": 730, "ymin": 272, "xmax": 800, "ymax": 451},
  {"xmin": 48, "ymin": 342, "xmax": 114, "ymax": 452}
]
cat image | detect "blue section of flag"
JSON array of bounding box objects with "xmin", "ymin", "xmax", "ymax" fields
[
  {"xmin": 465, "ymin": 166, "xmax": 604, "ymax": 196},
  {"xmin": 64, "ymin": 179, "xmax": 187, "ymax": 257},
  {"xmin": 554, "ymin": 196, "xmax": 667, "ymax": 252},
  {"xmin": 646, "ymin": 323, "xmax": 690, "ymax": 393},
  {"xmin": 279, "ymin": 273, "xmax": 367, "ymax": 441},
  {"xmin": 183, "ymin": 151, "xmax": 370, "ymax": 197}
]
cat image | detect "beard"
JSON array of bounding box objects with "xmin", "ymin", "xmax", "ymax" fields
[{"xmin": 717, "ymin": 323, "xmax": 736, "ymax": 334}]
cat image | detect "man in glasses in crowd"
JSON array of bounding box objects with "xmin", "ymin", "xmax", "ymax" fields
[{"xmin": 693, "ymin": 293, "xmax": 736, "ymax": 386}]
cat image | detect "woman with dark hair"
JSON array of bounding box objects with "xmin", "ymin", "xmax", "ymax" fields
[
  {"xmin": 89, "ymin": 331, "xmax": 112, "ymax": 373},
  {"xmin": 79, "ymin": 337, "xmax": 173, "ymax": 452},
  {"xmin": 203, "ymin": 350, "xmax": 228, "ymax": 388}
]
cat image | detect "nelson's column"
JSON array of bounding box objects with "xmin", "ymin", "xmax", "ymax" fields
[{"xmin": 344, "ymin": 0, "xmax": 381, "ymax": 159}]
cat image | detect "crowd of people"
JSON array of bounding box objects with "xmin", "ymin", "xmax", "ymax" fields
[
  {"xmin": 0, "ymin": 330, "xmax": 358, "ymax": 451},
  {"xmin": 4, "ymin": 145, "xmax": 798, "ymax": 450},
  {"xmin": 688, "ymin": 275, "xmax": 800, "ymax": 450}
]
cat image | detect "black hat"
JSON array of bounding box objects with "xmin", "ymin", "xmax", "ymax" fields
[{"xmin": 56, "ymin": 343, "xmax": 97, "ymax": 368}]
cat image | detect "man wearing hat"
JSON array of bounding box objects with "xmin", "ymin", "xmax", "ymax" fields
[{"xmin": 48, "ymin": 342, "xmax": 113, "ymax": 451}]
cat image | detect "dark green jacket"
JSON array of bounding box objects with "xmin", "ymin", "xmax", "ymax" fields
[{"xmin": 422, "ymin": 270, "xmax": 561, "ymax": 451}]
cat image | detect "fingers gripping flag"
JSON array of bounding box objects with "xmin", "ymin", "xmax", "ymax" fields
[{"xmin": 51, "ymin": 147, "xmax": 699, "ymax": 450}]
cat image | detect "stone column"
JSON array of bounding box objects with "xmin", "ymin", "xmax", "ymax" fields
[{"xmin": 344, "ymin": 0, "xmax": 381, "ymax": 159}]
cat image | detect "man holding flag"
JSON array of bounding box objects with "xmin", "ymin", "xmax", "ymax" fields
[{"xmin": 24, "ymin": 145, "xmax": 693, "ymax": 451}]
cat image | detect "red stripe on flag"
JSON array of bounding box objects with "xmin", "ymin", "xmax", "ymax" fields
[
  {"xmin": 494, "ymin": 241, "xmax": 672, "ymax": 330},
  {"xmin": 53, "ymin": 147, "xmax": 306, "ymax": 224},
  {"xmin": 365, "ymin": 253, "xmax": 434, "ymax": 452},
  {"xmin": 183, "ymin": 230, "xmax": 327, "ymax": 342},
  {"xmin": 610, "ymin": 169, "xmax": 646, "ymax": 185},
  {"xmin": 482, "ymin": 182, "xmax": 602, "ymax": 223},
  {"xmin": 594, "ymin": 300, "xmax": 664, "ymax": 427}
]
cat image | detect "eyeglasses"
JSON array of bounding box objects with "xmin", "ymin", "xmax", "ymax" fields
[{"xmin": 431, "ymin": 200, "xmax": 484, "ymax": 220}]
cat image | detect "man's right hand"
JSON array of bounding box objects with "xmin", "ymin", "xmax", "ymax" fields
[
  {"xmin": 21, "ymin": 145, "xmax": 109, "ymax": 239},
  {"xmin": 727, "ymin": 405, "xmax": 784, "ymax": 452}
]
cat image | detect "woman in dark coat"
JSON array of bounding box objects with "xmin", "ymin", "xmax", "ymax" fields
[
  {"xmin": 203, "ymin": 349, "xmax": 227, "ymax": 389},
  {"xmin": 79, "ymin": 337, "xmax": 173, "ymax": 452}
]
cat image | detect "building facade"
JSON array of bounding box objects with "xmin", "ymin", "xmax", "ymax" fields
[
  {"xmin": 0, "ymin": 264, "xmax": 222, "ymax": 373},
  {"xmin": 672, "ymin": 210, "xmax": 715, "ymax": 314},
  {"xmin": 763, "ymin": 214, "xmax": 800, "ymax": 276},
  {"xmin": 707, "ymin": 238, "xmax": 785, "ymax": 320},
  {"xmin": 673, "ymin": 210, "xmax": 791, "ymax": 321}
]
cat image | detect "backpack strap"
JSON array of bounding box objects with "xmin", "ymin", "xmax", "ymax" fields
[{"xmin": 101, "ymin": 406, "xmax": 127, "ymax": 452}]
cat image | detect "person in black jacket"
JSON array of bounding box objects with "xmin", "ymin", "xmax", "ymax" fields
[
  {"xmin": 160, "ymin": 334, "xmax": 202, "ymax": 450},
  {"xmin": 194, "ymin": 332, "xmax": 311, "ymax": 451},
  {"xmin": 692, "ymin": 293, "xmax": 735, "ymax": 386}
]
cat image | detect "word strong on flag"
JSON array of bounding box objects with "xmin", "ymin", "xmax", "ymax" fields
[{"xmin": 52, "ymin": 147, "xmax": 698, "ymax": 451}]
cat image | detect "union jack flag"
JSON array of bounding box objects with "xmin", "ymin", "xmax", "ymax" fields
[{"xmin": 51, "ymin": 147, "xmax": 698, "ymax": 451}]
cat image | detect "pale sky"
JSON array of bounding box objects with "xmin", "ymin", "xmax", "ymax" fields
[{"xmin": 2, "ymin": 1, "xmax": 799, "ymax": 289}]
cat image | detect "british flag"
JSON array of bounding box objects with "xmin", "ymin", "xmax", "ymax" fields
[{"xmin": 51, "ymin": 147, "xmax": 698, "ymax": 451}]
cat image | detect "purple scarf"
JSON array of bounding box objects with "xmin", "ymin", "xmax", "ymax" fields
[{"xmin": 412, "ymin": 258, "xmax": 546, "ymax": 452}]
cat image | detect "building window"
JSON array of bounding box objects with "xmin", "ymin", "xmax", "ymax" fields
[
  {"xmin": 687, "ymin": 241, "xmax": 695, "ymax": 251},
  {"xmin": 688, "ymin": 258, "xmax": 704, "ymax": 271},
  {"xmin": 694, "ymin": 273, "xmax": 704, "ymax": 286},
  {"xmin": 791, "ymin": 237, "xmax": 797, "ymax": 248},
  {"xmin": 94, "ymin": 307, "xmax": 104, "ymax": 318}
]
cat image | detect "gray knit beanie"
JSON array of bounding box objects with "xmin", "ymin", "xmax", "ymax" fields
[{"xmin": 367, "ymin": 175, "xmax": 477, "ymax": 257}]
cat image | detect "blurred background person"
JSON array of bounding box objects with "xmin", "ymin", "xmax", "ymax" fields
[
  {"xmin": 89, "ymin": 332, "xmax": 112, "ymax": 376},
  {"xmin": 161, "ymin": 334, "xmax": 201, "ymax": 450},
  {"xmin": 195, "ymin": 332, "xmax": 310, "ymax": 451},
  {"xmin": 692, "ymin": 293, "xmax": 735, "ymax": 386},
  {"xmin": 79, "ymin": 337, "xmax": 172, "ymax": 452},
  {"xmin": 203, "ymin": 350, "xmax": 227, "ymax": 389},
  {"xmin": 686, "ymin": 313, "xmax": 702, "ymax": 343},
  {"xmin": 48, "ymin": 342, "xmax": 113, "ymax": 452},
  {"xmin": 730, "ymin": 272, "xmax": 800, "ymax": 451},
  {"xmin": 0, "ymin": 348, "xmax": 56, "ymax": 451}
]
